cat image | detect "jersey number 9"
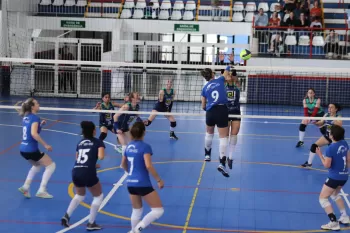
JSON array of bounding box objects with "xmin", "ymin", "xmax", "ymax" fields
[
  {"xmin": 77, "ymin": 149, "xmax": 90, "ymax": 164},
  {"xmin": 211, "ymin": 90, "xmax": 219, "ymax": 102}
]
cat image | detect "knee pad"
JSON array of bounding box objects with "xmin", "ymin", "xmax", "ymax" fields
[
  {"xmin": 319, "ymin": 198, "xmax": 331, "ymax": 208},
  {"xmin": 74, "ymin": 194, "xmax": 85, "ymax": 203},
  {"xmin": 299, "ymin": 124, "xmax": 307, "ymax": 132},
  {"xmin": 31, "ymin": 165, "xmax": 41, "ymax": 173},
  {"xmin": 92, "ymin": 193, "xmax": 104, "ymax": 206},
  {"xmin": 131, "ymin": 208, "xmax": 143, "ymax": 220},
  {"xmin": 310, "ymin": 143, "xmax": 318, "ymax": 153},
  {"xmin": 331, "ymin": 193, "xmax": 342, "ymax": 202},
  {"xmin": 170, "ymin": 121, "xmax": 176, "ymax": 128},
  {"xmin": 229, "ymin": 135, "xmax": 237, "ymax": 146},
  {"xmin": 151, "ymin": 207, "xmax": 164, "ymax": 220},
  {"xmin": 99, "ymin": 132, "xmax": 107, "ymax": 141},
  {"xmin": 219, "ymin": 137, "xmax": 228, "ymax": 147},
  {"xmin": 46, "ymin": 162, "xmax": 56, "ymax": 172}
]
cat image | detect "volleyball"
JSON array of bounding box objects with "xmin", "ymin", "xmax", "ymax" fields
[{"xmin": 240, "ymin": 49, "xmax": 252, "ymax": 61}]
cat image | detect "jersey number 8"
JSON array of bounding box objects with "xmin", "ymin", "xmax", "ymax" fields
[
  {"xmin": 22, "ymin": 126, "xmax": 27, "ymax": 140},
  {"xmin": 77, "ymin": 149, "xmax": 90, "ymax": 164},
  {"xmin": 211, "ymin": 90, "xmax": 219, "ymax": 102}
]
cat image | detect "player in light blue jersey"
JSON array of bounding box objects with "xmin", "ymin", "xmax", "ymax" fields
[
  {"xmin": 113, "ymin": 92, "xmax": 143, "ymax": 157},
  {"xmin": 201, "ymin": 65, "xmax": 231, "ymax": 177},
  {"xmin": 224, "ymin": 68, "xmax": 241, "ymax": 169},
  {"xmin": 17, "ymin": 98, "xmax": 56, "ymax": 199},
  {"xmin": 316, "ymin": 125, "xmax": 350, "ymax": 230},
  {"xmin": 296, "ymin": 88, "xmax": 324, "ymax": 147},
  {"xmin": 301, "ymin": 103, "xmax": 342, "ymax": 168},
  {"xmin": 61, "ymin": 121, "xmax": 105, "ymax": 231},
  {"xmin": 121, "ymin": 122, "xmax": 164, "ymax": 233}
]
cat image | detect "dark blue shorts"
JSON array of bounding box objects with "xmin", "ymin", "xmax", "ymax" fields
[
  {"xmin": 325, "ymin": 177, "xmax": 347, "ymax": 189},
  {"xmin": 154, "ymin": 102, "xmax": 172, "ymax": 113},
  {"xmin": 72, "ymin": 169, "xmax": 99, "ymax": 188},
  {"xmin": 99, "ymin": 122, "xmax": 114, "ymax": 132},
  {"xmin": 228, "ymin": 109, "xmax": 241, "ymax": 122}
]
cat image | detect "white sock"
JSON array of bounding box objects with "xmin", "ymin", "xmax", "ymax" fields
[
  {"xmin": 135, "ymin": 208, "xmax": 164, "ymax": 232},
  {"xmin": 205, "ymin": 133, "xmax": 214, "ymax": 151},
  {"xmin": 308, "ymin": 152, "xmax": 315, "ymax": 165},
  {"xmin": 131, "ymin": 208, "xmax": 143, "ymax": 230},
  {"xmin": 170, "ymin": 127, "xmax": 175, "ymax": 131},
  {"xmin": 23, "ymin": 165, "xmax": 41, "ymax": 190},
  {"xmin": 66, "ymin": 194, "xmax": 85, "ymax": 217},
  {"xmin": 89, "ymin": 193, "xmax": 104, "ymax": 224},
  {"xmin": 340, "ymin": 209, "xmax": 347, "ymax": 217},
  {"xmin": 299, "ymin": 131, "xmax": 305, "ymax": 141},
  {"xmin": 219, "ymin": 137, "xmax": 228, "ymax": 159},
  {"xmin": 38, "ymin": 162, "xmax": 56, "ymax": 192},
  {"xmin": 228, "ymin": 135, "xmax": 237, "ymax": 160}
]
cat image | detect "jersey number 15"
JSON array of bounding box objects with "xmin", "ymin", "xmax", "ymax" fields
[{"xmin": 77, "ymin": 149, "xmax": 90, "ymax": 164}]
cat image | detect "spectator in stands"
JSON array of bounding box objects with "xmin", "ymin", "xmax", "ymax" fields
[
  {"xmin": 211, "ymin": 0, "xmax": 223, "ymax": 20},
  {"xmin": 310, "ymin": 16, "xmax": 322, "ymax": 28},
  {"xmin": 59, "ymin": 46, "xmax": 75, "ymax": 93},
  {"xmin": 284, "ymin": 0, "xmax": 297, "ymax": 12},
  {"xmin": 310, "ymin": 1, "xmax": 322, "ymax": 18},
  {"xmin": 285, "ymin": 11, "xmax": 301, "ymax": 26},
  {"xmin": 299, "ymin": 13, "xmax": 310, "ymax": 27},
  {"xmin": 300, "ymin": 1, "xmax": 310, "ymax": 19},
  {"xmin": 324, "ymin": 30, "xmax": 340, "ymax": 58},
  {"xmin": 254, "ymin": 8, "xmax": 269, "ymax": 43},
  {"xmin": 269, "ymin": 12, "xmax": 281, "ymax": 27},
  {"xmin": 268, "ymin": 33, "xmax": 285, "ymax": 57}
]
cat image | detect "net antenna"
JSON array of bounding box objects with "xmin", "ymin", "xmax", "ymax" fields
[{"xmin": 1, "ymin": 57, "xmax": 350, "ymax": 121}]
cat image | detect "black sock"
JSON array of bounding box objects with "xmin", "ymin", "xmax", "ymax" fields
[
  {"xmin": 328, "ymin": 213, "xmax": 337, "ymax": 222},
  {"xmin": 99, "ymin": 132, "xmax": 107, "ymax": 141}
]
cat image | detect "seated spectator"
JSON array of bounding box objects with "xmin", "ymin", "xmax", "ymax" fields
[
  {"xmin": 300, "ymin": 1, "xmax": 310, "ymax": 19},
  {"xmin": 324, "ymin": 30, "xmax": 339, "ymax": 58},
  {"xmin": 284, "ymin": 11, "xmax": 301, "ymax": 27},
  {"xmin": 310, "ymin": 1, "xmax": 322, "ymax": 18},
  {"xmin": 254, "ymin": 8, "xmax": 269, "ymax": 42},
  {"xmin": 269, "ymin": 11, "xmax": 281, "ymax": 26},
  {"xmin": 268, "ymin": 33, "xmax": 285, "ymax": 57},
  {"xmin": 284, "ymin": 0, "xmax": 296, "ymax": 12},
  {"xmin": 299, "ymin": 13, "xmax": 310, "ymax": 27},
  {"xmin": 310, "ymin": 17, "xmax": 322, "ymax": 28}
]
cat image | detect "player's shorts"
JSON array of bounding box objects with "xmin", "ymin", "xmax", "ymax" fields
[
  {"xmin": 20, "ymin": 150, "xmax": 45, "ymax": 162},
  {"xmin": 206, "ymin": 104, "xmax": 228, "ymax": 128},
  {"xmin": 99, "ymin": 122, "xmax": 114, "ymax": 132},
  {"xmin": 320, "ymin": 127, "xmax": 332, "ymax": 144},
  {"xmin": 309, "ymin": 111, "xmax": 325, "ymax": 122},
  {"xmin": 127, "ymin": 186, "xmax": 155, "ymax": 196},
  {"xmin": 228, "ymin": 109, "xmax": 241, "ymax": 122},
  {"xmin": 153, "ymin": 102, "xmax": 172, "ymax": 113},
  {"xmin": 325, "ymin": 177, "xmax": 348, "ymax": 189},
  {"xmin": 72, "ymin": 169, "xmax": 99, "ymax": 188}
]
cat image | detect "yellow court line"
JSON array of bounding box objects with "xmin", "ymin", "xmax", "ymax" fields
[
  {"xmin": 182, "ymin": 162, "xmax": 206, "ymax": 233},
  {"xmin": 67, "ymin": 160, "xmax": 350, "ymax": 232}
]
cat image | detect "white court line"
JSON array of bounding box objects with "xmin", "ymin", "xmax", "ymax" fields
[{"xmin": 56, "ymin": 172, "xmax": 128, "ymax": 233}]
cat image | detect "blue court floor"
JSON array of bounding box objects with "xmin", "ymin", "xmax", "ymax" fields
[{"xmin": 1, "ymin": 98, "xmax": 350, "ymax": 233}]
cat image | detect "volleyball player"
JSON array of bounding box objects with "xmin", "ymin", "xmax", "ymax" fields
[
  {"xmin": 121, "ymin": 122, "xmax": 164, "ymax": 233},
  {"xmin": 201, "ymin": 65, "xmax": 231, "ymax": 177},
  {"xmin": 225, "ymin": 69, "xmax": 241, "ymax": 169},
  {"xmin": 315, "ymin": 124, "xmax": 350, "ymax": 230},
  {"xmin": 18, "ymin": 98, "xmax": 56, "ymax": 199},
  {"xmin": 144, "ymin": 80, "xmax": 178, "ymax": 140},
  {"xmin": 296, "ymin": 88, "xmax": 325, "ymax": 147},
  {"xmin": 301, "ymin": 103, "xmax": 342, "ymax": 168},
  {"xmin": 61, "ymin": 121, "xmax": 105, "ymax": 231},
  {"xmin": 113, "ymin": 92, "xmax": 143, "ymax": 156}
]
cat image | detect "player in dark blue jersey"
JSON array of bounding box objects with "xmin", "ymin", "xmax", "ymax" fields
[
  {"xmin": 17, "ymin": 98, "xmax": 56, "ymax": 199},
  {"xmin": 113, "ymin": 92, "xmax": 143, "ymax": 157},
  {"xmin": 315, "ymin": 125, "xmax": 350, "ymax": 230},
  {"xmin": 121, "ymin": 122, "xmax": 164, "ymax": 233},
  {"xmin": 296, "ymin": 88, "xmax": 325, "ymax": 147},
  {"xmin": 301, "ymin": 103, "xmax": 342, "ymax": 168},
  {"xmin": 144, "ymin": 80, "xmax": 178, "ymax": 140},
  {"xmin": 201, "ymin": 65, "xmax": 231, "ymax": 177},
  {"xmin": 93, "ymin": 93, "xmax": 128, "ymax": 168},
  {"xmin": 224, "ymin": 69, "xmax": 241, "ymax": 170},
  {"xmin": 61, "ymin": 121, "xmax": 105, "ymax": 231}
]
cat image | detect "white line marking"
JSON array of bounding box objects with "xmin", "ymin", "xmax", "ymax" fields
[
  {"xmin": 340, "ymin": 189, "xmax": 350, "ymax": 209},
  {"xmin": 55, "ymin": 172, "xmax": 128, "ymax": 233}
]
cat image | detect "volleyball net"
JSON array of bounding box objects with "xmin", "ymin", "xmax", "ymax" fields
[{"xmin": 0, "ymin": 57, "xmax": 350, "ymax": 120}]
